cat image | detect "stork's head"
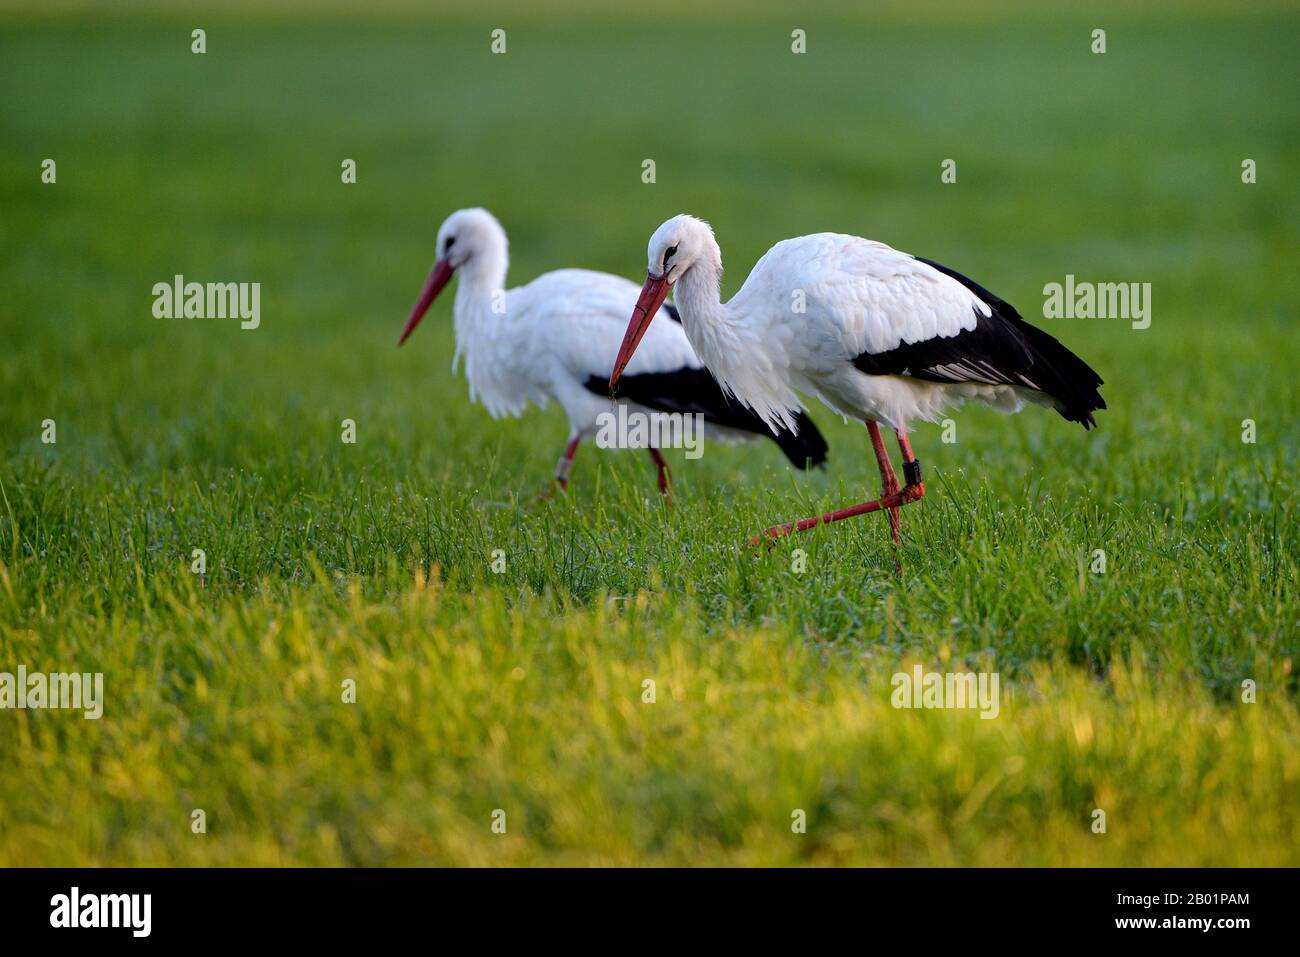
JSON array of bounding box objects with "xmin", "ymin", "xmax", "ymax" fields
[
  {"xmin": 645, "ymin": 213, "xmax": 716, "ymax": 285},
  {"xmin": 398, "ymin": 207, "xmax": 508, "ymax": 346},
  {"xmin": 610, "ymin": 214, "xmax": 717, "ymax": 389}
]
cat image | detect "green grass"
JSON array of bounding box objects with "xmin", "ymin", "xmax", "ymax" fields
[{"xmin": 1, "ymin": 1, "xmax": 1297, "ymax": 866}]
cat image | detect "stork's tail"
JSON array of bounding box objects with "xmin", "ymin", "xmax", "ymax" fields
[
  {"xmin": 1012, "ymin": 320, "xmax": 1107, "ymax": 429},
  {"xmin": 914, "ymin": 256, "xmax": 1106, "ymax": 430}
]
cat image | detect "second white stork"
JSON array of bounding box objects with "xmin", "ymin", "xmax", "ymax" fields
[
  {"xmin": 397, "ymin": 208, "xmax": 828, "ymax": 497},
  {"xmin": 610, "ymin": 214, "xmax": 1105, "ymax": 546}
]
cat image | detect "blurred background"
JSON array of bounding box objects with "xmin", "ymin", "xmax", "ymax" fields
[{"xmin": 2, "ymin": 0, "xmax": 1295, "ymax": 480}]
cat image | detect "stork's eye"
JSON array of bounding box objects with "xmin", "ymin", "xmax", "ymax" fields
[
  {"xmin": 663, "ymin": 244, "xmax": 678, "ymax": 267},
  {"xmin": 444, "ymin": 236, "xmax": 456, "ymax": 254}
]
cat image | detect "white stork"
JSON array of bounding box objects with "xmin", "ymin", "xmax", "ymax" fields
[
  {"xmin": 397, "ymin": 208, "xmax": 828, "ymax": 497},
  {"xmin": 610, "ymin": 214, "xmax": 1105, "ymax": 546}
]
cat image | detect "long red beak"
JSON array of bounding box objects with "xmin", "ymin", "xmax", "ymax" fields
[
  {"xmin": 397, "ymin": 258, "xmax": 455, "ymax": 346},
  {"xmin": 609, "ymin": 273, "xmax": 671, "ymax": 390}
]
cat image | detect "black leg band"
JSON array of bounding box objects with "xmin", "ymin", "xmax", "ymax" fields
[{"xmin": 904, "ymin": 459, "xmax": 923, "ymax": 487}]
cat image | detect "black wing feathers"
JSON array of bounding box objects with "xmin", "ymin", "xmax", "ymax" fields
[
  {"xmin": 852, "ymin": 257, "xmax": 1106, "ymax": 429},
  {"xmin": 588, "ymin": 369, "xmax": 828, "ymax": 469}
]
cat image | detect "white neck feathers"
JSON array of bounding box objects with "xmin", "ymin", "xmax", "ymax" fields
[{"xmin": 671, "ymin": 242, "xmax": 803, "ymax": 433}]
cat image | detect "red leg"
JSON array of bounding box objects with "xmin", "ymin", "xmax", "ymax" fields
[
  {"xmin": 554, "ymin": 436, "xmax": 581, "ymax": 490},
  {"xmin": 648, "ymin": 447, "xmax": 673, "ymax": 505},
  {"xmin": 895, "ymin": 428, "xmax": 924, "ymax": 494},
  {"xmin": 750, "ymin": 421, "xmax": 925, "ymax": 543},
  {"xmin": 867, "ymin": 421, "xmax": 902, "ymax": 547}
]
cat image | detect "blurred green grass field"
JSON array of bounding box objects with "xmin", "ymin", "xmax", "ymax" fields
[{"xmin": 0, "ymin": 1, "xmax": 1297, "ymax": 865}]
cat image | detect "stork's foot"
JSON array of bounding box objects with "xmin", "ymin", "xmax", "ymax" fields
[
  {"xmin": 747, "ymin": 420, "xmax": 924, "ymax": 575},
  {"xmin": 866, "ymin": 420, "xmax": 904, "ymax": 550},
  {"xmin": 747, "ymin": 473, "xmax": 925, "ymax": 545}
]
